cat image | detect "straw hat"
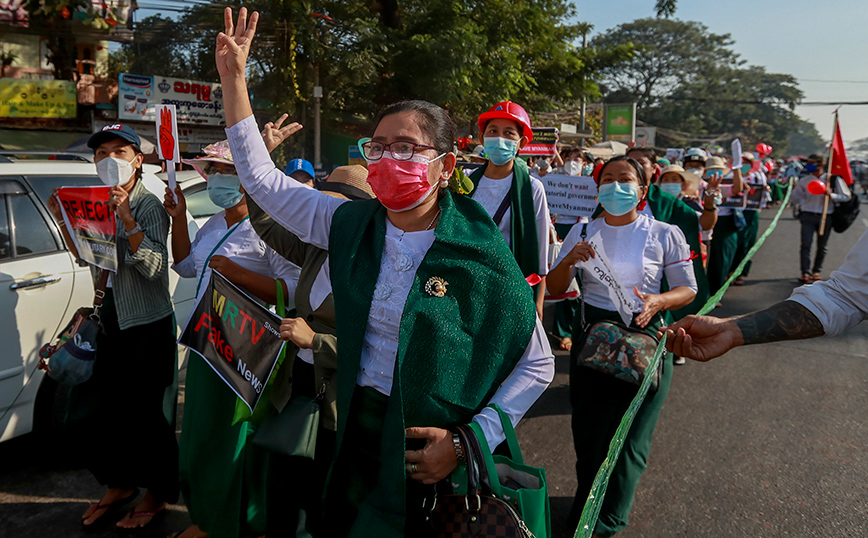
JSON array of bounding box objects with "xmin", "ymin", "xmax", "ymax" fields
[
  {"xmin": 318, "ymin": 165, "xmax": 375, "ymax": 200},
  {"xmin": 704, "ymin": 156, "xmax": 731, "ymax": 176},
  {"xmin": 659, "ymin": 164, "xmax": 699, "ymax": 193},
  {"xmin": 182, "ymin": 140, "xmax": 234, "ymax": 180}
]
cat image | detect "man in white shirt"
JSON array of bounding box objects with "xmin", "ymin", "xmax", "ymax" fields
[
  {"xmin": 791, "ymin": 153, "xmax": 851, "ymax": 282},
  {"xmin": 660, "ymin": 225, "xmax": 868, "ymax": 360}
]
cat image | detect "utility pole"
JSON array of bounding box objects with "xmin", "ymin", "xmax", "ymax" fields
[
  {"xmin": 580, "ymin": 31, "xmax": 588, "ymax": 148},
  {"xmin": 314, "ymin": 65, "xmax": 322, "ymax": 169}
]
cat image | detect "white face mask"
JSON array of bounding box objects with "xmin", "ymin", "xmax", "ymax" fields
[
  {"xmin": 564, "ymin": 161, "xmax": 582, "ymax": 176},
  {"xmin": 96, "ymin": 156, "xmax": 135, "ymax": 187}
]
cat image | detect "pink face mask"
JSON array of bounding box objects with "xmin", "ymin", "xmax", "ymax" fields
[{"xmin": 366, "ymin": 152, "xmax": 444, "ymax": 212}]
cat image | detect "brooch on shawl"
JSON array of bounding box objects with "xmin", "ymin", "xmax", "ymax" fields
[{"xmin": 424, "ymin": 276, "xmax": 449, "ymax": 297}]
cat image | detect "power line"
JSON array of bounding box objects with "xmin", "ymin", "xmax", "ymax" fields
[{"xmin": 799, "ymin": 78, "xmax": 868, "ymax": 84}]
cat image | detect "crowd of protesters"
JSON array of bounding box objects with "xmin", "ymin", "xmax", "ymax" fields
[{"xmin": 39, "ymin": 7, "xmax": 865, "ymax": 538}]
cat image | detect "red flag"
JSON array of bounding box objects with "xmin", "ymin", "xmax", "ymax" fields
[{"xmin": 831, "ymin": 118, "xmax": 854, "ymax": 185}]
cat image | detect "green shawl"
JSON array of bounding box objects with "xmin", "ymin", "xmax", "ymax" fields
[
  {"xmin": 468, "ymin": 159, "xmax": 540, "ymax": 281},
  {"xmin": 591, "ymin": 184, "xmax": 709, "ymax": 320},
  {"xmin": 328, "ymin": 190, "xmax": 537, "ymax": 536}
]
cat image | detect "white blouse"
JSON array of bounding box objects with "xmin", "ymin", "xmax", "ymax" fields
[
  {"xmin": 473, "ymin": 172, "xmax": 551, "ymax": 276},
  {"xmin": 226, "ymin": 115, "xmax": 554, "ymax": 448},
  {"xmin": 554, "ymin": 214, "xmax": 697, "ymax": 313},
  {"xmin": 172, "ymin": 211, "xmax": 301, "ymax": 304}
]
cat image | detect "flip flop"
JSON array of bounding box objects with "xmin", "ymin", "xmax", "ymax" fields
[
  {"xmin": 798, "ymin": 273, "xmax": 811, "ymax": 283},
  {"xmin": 81, "ymin": 488, "xmax": 139, "ymax": 528},
  {"xmin": 811, "ymin": 272, "xmax": 822, "ymax": 281},
  {"xmin": 118, "ymin": 507, "xmax": 166, "ymax": 530}
]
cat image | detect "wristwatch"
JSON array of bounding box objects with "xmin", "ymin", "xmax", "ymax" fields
[
  {"xmin": 125, "ymin": 223, "xmax": 142, "ymax": 237},
  {"xmin": 452, "ymin": 433, "xmax": 466, "ymax": 464}
]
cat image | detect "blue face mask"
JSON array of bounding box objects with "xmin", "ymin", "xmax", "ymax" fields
[
  {"xmin": 597, "ymin": 181, "xmax": 640, "ymax": 216},
  {"xmin": 483, "ymin": 136, "xmax": 519, "ymax": 166},
  {"xmin": 660, "ymin": 183, "xmax": 683, "ymax": 197},
  {"xmin": 582, "ymin": 164, "xmax": 595, "ymax": 176},
  {"xmin": 207, "ymin": 173, "xmax": 244, "ymax": 208},
  {"xmin": 804, "ymin": 163, "xmax": 819, "ymax": 173}
]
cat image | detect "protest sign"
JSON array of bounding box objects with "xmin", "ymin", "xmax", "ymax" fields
[
  {"xmin": 179, "ymin": 271, "xmax": 285, "ymax": 412},
  {"xmin": 156, "ymin": 104, "xmax": 181, "ymax": 201},
  {"xmin": 519, "ymin": 127, "xmax": 558, "ymax": 156},
  {"xmin": 731, "ymin": 139, "xmax": 742, "ymax": 167},
  {"xmin": 665, "ymin": 148, "xmax": 684, "ymax": 162},
  {"xmin": 584, "ymin": 233, "xmax": 638, "ymax": 325},
  {"xmin": 542, "ymin": 174, "xmax": 598, "ymax": 219},
  {"xmin": 57, "ymin": 186, "xmax": 118, "ymax": 272},
  {"xmin": 743, "ymin": 186, "xmax": 767, "ymax": 210},
  {"xmin": 718, "ymin": 183, "xmax": 746, "ymax": 209}
]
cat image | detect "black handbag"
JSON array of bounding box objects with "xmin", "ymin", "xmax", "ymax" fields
[
  {"xmin": 830, "ymin": 175, "xmax": 859, "ymax": 233},
  {"xmin": 38, "ymin": 270, "xmax": 108, "ymax": 386},
  {"xmin": 424, "ymin": 424, "xmax": 535, "ymax": 538}
]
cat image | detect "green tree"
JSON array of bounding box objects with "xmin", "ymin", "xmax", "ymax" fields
[
  {"xmin": 592, "ymin": 17, "xmax": 808, "ymax": 154},
  {"xmin": 107, "ymin": 15, "xmax": 192, "ymax": 79},
  {"xmin": 592, "ymin": 18, "xmax": 738, "ymax": 109},
  {"xmin": 656, "ymin": 0, "xmax": 677, "ymax": 17},
  {"xmin": 174, "ymin": 0, "xmax": 631, "ymax": 157},
  {"xmin": 845, "ymin": 136, "xmax": 868, "ymax": 160}
]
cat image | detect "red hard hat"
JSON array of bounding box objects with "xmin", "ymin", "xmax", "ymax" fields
[{"xmin": 478, "ymin": 101, "xmax": 533, "ymax": 142}]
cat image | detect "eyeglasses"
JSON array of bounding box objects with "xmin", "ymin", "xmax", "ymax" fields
[{"xmin": 358, "ymin": 138, "xmax": 437, "ymax": 161}]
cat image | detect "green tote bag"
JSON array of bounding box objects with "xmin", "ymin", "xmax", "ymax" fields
[{"xmin": 468, "ymin": 404, "xmax": 551, "ymax": 538}]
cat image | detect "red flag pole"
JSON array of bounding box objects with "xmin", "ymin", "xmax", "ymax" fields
[{"xmin": 819, "ymin": 110, "xmax": 839, "ymax": 236}]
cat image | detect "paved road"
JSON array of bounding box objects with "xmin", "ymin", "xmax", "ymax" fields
[
  {"xmin": 524, "ymin": 204, "xmax": 868, "ymax": 538},
  {"xmin": 2, "ymin": 202, "xmax": 867, "ymax": 537}
]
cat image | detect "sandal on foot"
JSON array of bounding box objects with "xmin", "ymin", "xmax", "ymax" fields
[
  {"xmin": 811, "ymin": 272, "xmax": 822, "ymax": 281},
  {"xmin": 81, "ymin": 488, "xmax": 139, "ymax": 528},
  {"xmin": 798, "ymin": 273, "xmax": 811, "ymax": 283},
  {"xmin": 559, "ymin": 337, "xmax": 572, "ymax": 351},
  {"xmin": 733, "ymin": 276, "xmax": 746, "ymax": 286},
  {"xmin": 118, "ymin": 507, "xmax": 165, "ymax": 530}
]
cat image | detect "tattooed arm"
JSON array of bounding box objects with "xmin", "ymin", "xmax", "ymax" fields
[
  {"xmin": 735, "ymin": 301, "xmax": 825, "ymax": 345},
  {"xmin": 658, "ymin": 301, "xmax": 825, "ymax": 362}
]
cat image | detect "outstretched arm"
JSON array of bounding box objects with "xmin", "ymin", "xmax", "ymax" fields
[
  {"xmin": 659, "ymin": 301, "xmax": 825, "ymax": 362},
  {"xmin": 217, "ymin": 8, "xmax": 344, "ymax": 250}
]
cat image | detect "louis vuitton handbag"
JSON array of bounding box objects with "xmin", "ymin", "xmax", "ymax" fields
[{"xmin": 425, "ymin": 405, "xmax": 549, "ymax": 538}]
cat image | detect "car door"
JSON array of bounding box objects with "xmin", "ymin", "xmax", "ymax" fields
[{"xmin": 0, "ymin": 177, "xmax": 77, "ymax": 437}]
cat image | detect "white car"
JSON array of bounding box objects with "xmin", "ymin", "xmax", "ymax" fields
[{"xmin": 0, "ymin": 152, "xmax": 217, "ymax": 443}]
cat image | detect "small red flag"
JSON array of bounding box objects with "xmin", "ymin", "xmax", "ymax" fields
[{"xmin": 831, "ymin": 118, "xmax": 854, "ymax": 185}]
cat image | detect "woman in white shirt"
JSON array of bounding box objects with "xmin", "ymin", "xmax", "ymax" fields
[
  {"xmin": 163, "ymin": 141, "xmax": 300, "ymax": 538},
  {"xmin": 547, "ymin": 154, "xmax": 697, "ymax": 537},
  {"xmin": 216, "ymin": 9, "xmax": 554, "ymax": 537}
]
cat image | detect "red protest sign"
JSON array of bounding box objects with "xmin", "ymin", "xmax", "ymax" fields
[
  {"xmin": 57, "ymin": 186, "xmax": 118, "ymax": 271},
  {"xmin": 155, "ymin": 104, "xmax": 180, "ymax": 163}
]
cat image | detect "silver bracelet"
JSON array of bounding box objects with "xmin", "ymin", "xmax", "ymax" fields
[{"xmin": 125, "ymin": 224, "xmax": 142, "ymax": 237}]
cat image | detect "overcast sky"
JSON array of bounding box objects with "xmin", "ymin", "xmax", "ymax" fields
[{"xmin": 576, "ymin": 0, "xmax": 868, "ymax": 145}]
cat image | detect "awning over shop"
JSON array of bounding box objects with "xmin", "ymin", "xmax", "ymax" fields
[{"xmin": 0, "ymin": 129, "xmax": 86, "ymax": 151}]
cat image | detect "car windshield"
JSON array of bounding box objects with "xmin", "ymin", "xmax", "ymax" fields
[{"xmin": 25, "ymin": 175, "xmax": 101, "ymax": 205}]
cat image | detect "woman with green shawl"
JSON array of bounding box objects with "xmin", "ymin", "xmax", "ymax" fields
[{"xmin": 216, "ymin": 9, "xmax": 554, "ymax": 537}]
